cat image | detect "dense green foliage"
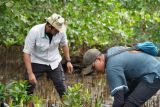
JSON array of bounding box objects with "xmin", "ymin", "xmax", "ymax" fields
[{"xmin": 0, "ymin": 0, "xmax": 160, "ymax": 50}]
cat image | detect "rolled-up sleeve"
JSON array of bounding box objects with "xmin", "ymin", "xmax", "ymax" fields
[
  {"xmin": 23, "ymin": 29, "xmax": 36, "ymax": 54},
  {"xmin": 60, "ymin": 33, "xmax": 68, "ymax": 47},
  {"xmin": 106, "ymin": 59, "xmax": 128, "ymax": 96}
]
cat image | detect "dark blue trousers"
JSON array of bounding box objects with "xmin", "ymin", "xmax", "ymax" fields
[{"xmin": 113, "ymin": 79, "xmax": 160, "ymax": 107}]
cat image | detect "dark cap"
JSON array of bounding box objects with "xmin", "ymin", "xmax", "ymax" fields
[{"xmin": 82, "ymin": 49, "xmax": 101, "ymax": 75}]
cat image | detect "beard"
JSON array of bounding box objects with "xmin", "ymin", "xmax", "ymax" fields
[
  {"xmin": 46, "ymin": 32, "xmax": 58, "ymax": 36},
  {"xmin": 45, "ymin": 32, "xmax": 53, "ymax": 37}
]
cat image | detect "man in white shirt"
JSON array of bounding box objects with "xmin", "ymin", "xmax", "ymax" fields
[{"xmin": 23, "ymin": 13, "xmax": 73, "ymax": 98}]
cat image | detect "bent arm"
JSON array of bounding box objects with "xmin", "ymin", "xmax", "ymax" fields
[
  {"xmin": 62, "ymin": 45, "xmax": 71, "ymax": 61},
  {"xmin": 23, "ymin": 27, "xmax": 37, "ymax": 83},
  {"xmin": 62, "ymin": 45, "xmax": 73, "ymax": 73}
]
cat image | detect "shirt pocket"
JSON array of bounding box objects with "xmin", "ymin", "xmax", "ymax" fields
[
  {"xmin": 53, "ymin": 37, "xmax": 61, "ymax": 46},
  {"xmin": 35, "ymin": 42, "xmax": 48, "ymax": 52}
]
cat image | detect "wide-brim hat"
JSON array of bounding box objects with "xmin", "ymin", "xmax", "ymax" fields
[
  {"xmin": 46, "ymin": 13, "xmax": 66, "ymax": 33},
  {"xmin": 82, "ymin": 49, "xmax": 101, "ymax": 75}
]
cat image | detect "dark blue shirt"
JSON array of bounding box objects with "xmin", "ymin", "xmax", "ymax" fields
[{"xmin": 106, "ymin": 46, "xmax": 160, "ymax": 96}]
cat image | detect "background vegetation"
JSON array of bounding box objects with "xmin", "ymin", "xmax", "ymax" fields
[{"xmin": 0, "ymin": 0, "xmax": 160, "ymax": 52}]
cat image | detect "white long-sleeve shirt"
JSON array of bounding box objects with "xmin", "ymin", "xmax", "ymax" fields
[{"xmin": 23, "ymin": 23, "xmax": 68, "ymax": 70}]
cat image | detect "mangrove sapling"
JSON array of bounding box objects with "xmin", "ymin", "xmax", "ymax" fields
[
  {"xmin": 62, "ymin": 83, "xmax": 82, "ymax": 107},
  {"xmin": 31, "ymin": 95, "xmax": 44, "ymax": 107},
  {"xmin": 62, "ymin": 82, "xmax": 105, "ymax": 107},
  {"xmin": 5, "ymin": 80, "xmax": 32, "ymax": 106}
]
